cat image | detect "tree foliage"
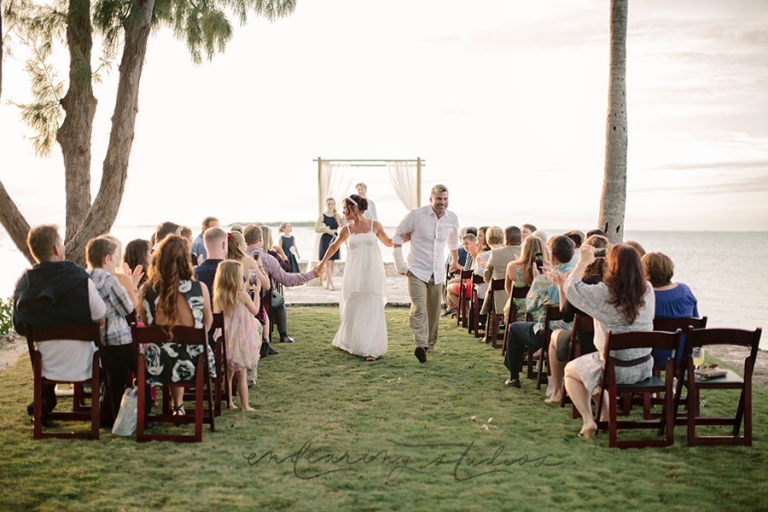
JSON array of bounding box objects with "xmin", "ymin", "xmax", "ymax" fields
[{"xmin": 1, "ymin": 0, "xmax": 296, "ymax": 265}]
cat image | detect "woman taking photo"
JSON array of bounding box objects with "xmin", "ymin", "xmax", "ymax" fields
[{"xmin": 560, "ymin": 243, "xmax": 655, "ymax": 438}]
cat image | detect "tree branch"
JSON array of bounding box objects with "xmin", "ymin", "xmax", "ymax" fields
[{"xmin": 0, "ymin": 180, "xmax": 34, "ymax": 264}]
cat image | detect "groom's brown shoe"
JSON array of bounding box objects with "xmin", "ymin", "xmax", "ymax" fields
[{"xmin": 414, "ymin": 347, "xmax": 427, "ymax": 363}]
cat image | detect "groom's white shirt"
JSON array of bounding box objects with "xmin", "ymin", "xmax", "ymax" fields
[{"xmin": 393, "ymin": 205, "xmax": 459, "ymax": 283}]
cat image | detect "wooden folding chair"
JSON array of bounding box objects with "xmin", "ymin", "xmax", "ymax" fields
[
  {"xmin": 596, "ymin": 329, "xmax": 682, "ymax": 449},
  {"xmin": 532, "ymin": 306, "xmax": 562, "ymax": 389},
  {"xmin": 132, "ymin": 325, "xmax": 215, "ymax": 443},
  {"xmin": 674, "ymin": 327, "xmax": 762, "ymax": 446},
  {"xmin": 25, "ymin": 323, "xmax": 103, "ymax": 440},
  {"xmin": 637, "ymin": 317, "xmax": 708, "ymax": 419},
  {"xmin": 501, "ymin": 285, "xmax": 530, "ymax": 357},
  {"xmin": 456, "ymin": 269, "xmax": 473, "ymax": 328},
  {"xmin": 469, "ymin": 275, "xmax": 486, "ymax": 338},
  {"xmin": 486, "ymin": 279, "xmax": 506, "ymax": 348},
  {"xmin": 211, "ymin": 313, "xmax": 230, "ymax": 417}
]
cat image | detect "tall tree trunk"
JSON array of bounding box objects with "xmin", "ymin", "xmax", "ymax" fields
[
  {"xmin": 598, "ymin": 0, "xmax": 628, "ymax": 243},
  {"xmin": 56, "ymin": 0, "xmax": 97, "ymax": 245},
  {"xmin": 64, "ymin": 0, "xmax": 155, "ymax": 265}
]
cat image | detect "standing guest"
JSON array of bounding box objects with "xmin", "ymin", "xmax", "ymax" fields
[
  {"xmin": 85, "ymin": 236, "xmax": 139, "ymax": 424},
  {"xmin": 642, "ymin": 252, "xmax": 699, "ymax": 366},
  {"xmin": 503, "ymin": 235, "xmax": 574, "ymax": 388},
  {"xmin": 562, "ymin": 243, "xmax": 655, "ymax": 438},
  {"xmin": 521, "ymin": 224, "xmax": 537, "ymax": 241},
  {"xmin": 356, "ymin": 182, "xmax": 379, "ymax": 221},
  {"xmin": 279, "ymin": 222, "xmax": 301, "ymax": 273},
  {"xmin": 138, "ymin": 235, "xmax": 214, "ymax": 416},
  {"xmin": 123, "ymin": 239, "xmax": 151, "ymax": 287},
  {"xmin": 393, "ymin": 184, "xmax": 460, "ymax": 363},
  {"xmin": 191, "ymin": 216, "xmax": 219, "ymax": 261},
  {"xmin": 13, "ymin": 225, "xmax": 106, "ymax": 418},
  {"xmin": 213, "ymin": 261, "xmax": 262, "ymax": 411},
  {"xmin": 317, "ymin": 198, "xmax": 342, "ymax": 291}
]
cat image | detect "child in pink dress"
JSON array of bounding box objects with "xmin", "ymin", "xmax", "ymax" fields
[{"xmin": 212, "ymin": 261, "xmax": 262, "ymax": 411}]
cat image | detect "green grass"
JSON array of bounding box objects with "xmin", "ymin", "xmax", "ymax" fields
[{"xmin": 1, "ymin": 307, "xmax": 766, "ymax": 512}]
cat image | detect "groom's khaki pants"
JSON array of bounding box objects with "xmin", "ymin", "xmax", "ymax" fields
[{"xmin": 407, "ymin": 272, "xmax": 443, "ymax": 350}]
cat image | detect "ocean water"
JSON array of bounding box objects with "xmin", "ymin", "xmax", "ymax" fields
[{"xmin": 2, "ymin": 226, "xmax": 766, "ymax": 349}]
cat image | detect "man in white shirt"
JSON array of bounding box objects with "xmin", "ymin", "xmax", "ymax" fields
[
  {"xmin": 356, "ymin": 183, "xmax": 378, "ymax": 221},
  {"xmin": 393, "ymin": 185, "xmax": 460, "ymax": 362}
]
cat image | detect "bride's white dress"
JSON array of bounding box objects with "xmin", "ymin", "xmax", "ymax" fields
[{"xmin": 332, "ymin": 224, "xmax": 388, "ymax": 358}]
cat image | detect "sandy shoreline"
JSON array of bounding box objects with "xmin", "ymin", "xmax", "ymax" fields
[{"xmin": 2, "ymin": 331, "xmax": 765, "ymax": 389}]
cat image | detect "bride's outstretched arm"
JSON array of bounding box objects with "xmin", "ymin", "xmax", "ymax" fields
[{"xmin": 373, "ymin": 221, "xmax": 394, "ymax": 247}]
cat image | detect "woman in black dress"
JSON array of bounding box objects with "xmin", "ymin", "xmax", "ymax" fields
[{"xmin": 316, "ymin": 197, "xmax": 342, "ymax": 290}]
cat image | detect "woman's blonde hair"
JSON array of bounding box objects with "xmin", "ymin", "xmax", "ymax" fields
[
  {"xmin": 486, "ymin": 226, "xmax": 504, "ymax": 246},
  {"xmin": 227, "ymin": 231, "xmax": 248, "ymax": 260},
  {"xmin": 213, "ymin": 260, "xmax": 243, "ymax": 315},
  {"xmin": 513, "ymin": 235, "xmax": 549, "ymax": 284}
]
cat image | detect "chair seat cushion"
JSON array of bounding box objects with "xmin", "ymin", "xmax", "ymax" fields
[{"xmin": 617, "ymin": 375, "xmax": 664, "ymax": 390}]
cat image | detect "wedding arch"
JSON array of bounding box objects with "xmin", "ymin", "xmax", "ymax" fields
[{"xmin": 313, "ymin": 158, "xmax": 425, "ymax": 215}]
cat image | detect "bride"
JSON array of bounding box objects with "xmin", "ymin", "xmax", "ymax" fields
[{"xmin": 319, "ymin": 194, "xmax": 394, "ymax": 360}]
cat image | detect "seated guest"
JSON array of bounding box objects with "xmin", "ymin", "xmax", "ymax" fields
[
  {"xmin": 194, "ymin": 227, "xmax": 227, "ymax": 294},
  {"xmin": 545, "ymin": 234, "xmax": 608, "ymax": 403},
  {"xmin": 191, "ymin": 216, "xmax": 219, "ymax": 261},
  {"xmin": 262, "ymin": 226, "xmax": 291, "ymax": 273},
  {"xmin": 86, "ymin": 236, "xmax": 138, "ymax": 423},
  {"xmin": 562, "ymin": 243, "xmax": 655, "ymax": 438},
  {"xmin": 481, "ymin": 226, "xmax": 522, "ymax": 338},
  {"xmin": 138, "ymin": 235, "xmax": 213, "ymax": 416},
  {"xmin": 564, "ymin": 230, "xmax": 585, "ymax": 265},
  {"xmin": 503, "ymin": 235, "xmax": 574, "ymax": 388},
  {"xmin": 642, "ymin": 251, "xmax": 699, "ymax": 365},
  {"xmin": 503, "ymin": 235, "xmax": 548, "ymax": 323},
  {"xmin": 444, "ymin": 233, "xmax": 480, "ymax": 317},
  {"xmin": 521, "ymin": 224, "xmax": 537, "ymax": 241},
  {"xmin": 250, "ymin": 225, "xmax": 322, "ymax": 343},
  {"xmin": 13, "ymin": 225, "xmax": 106, "ymax": 417},
  {"xmin": 123, "ymin": 239, "xmax": 151, "ymax": 287},
  {"xmin": 625, "ymin": 240, "xmax": 646, "ymax": 257},
  {"xmin": 473, "ymin": 226, "xmax": 504, "ymax": 334},
  {"xmin": 153, "ymin": 221, "xmax": 181, "ymax": 248},
  {"xmin": 586, "ymin": 228, "xmax": 607, "ymax": 238},
  {"xmin": 477, "ymin": 226, "xmax": 490, "ymax": 253}
]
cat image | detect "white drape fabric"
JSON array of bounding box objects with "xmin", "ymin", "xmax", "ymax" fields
[{"xmin": 386, "ymin": 160, "xmax": 418, "ymax": 212}]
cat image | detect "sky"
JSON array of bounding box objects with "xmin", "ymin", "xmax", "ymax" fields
[{"xmin": 1, "ymin": 0, "xmax": 767, "ymax": 233}]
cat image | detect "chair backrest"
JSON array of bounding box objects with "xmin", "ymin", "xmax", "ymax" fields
[
  {"xmin": 510, "ymin": 285, "xmax": 530, "ymax": 299},
  {"xmin": 573, "ymin": 314, "xmax": 594, "ymax": 336},
  {"xmin": 132, "ymin": 324, "xmax": 206, "ymax": 346},
  {"xmin": 211, "ymin": 312, "xmax": 224, "ymax": 331},
  {"xmin": 604, "ymin": 329, "xmax": 682, "ymax": 356},
  {"xmin": 25, "ymin": 323, "xmax": 102, "ymax": 370},
  {"xmin": 460, "ymin": 269, "xmax": 473, "ymax": 280},
  {"xmin": 491, "ymin": 279, "xmax": 505, "ymax": 292},
  {"xmin": 653, "ymin": 316, "xmax": 708, "ymax": 332}
]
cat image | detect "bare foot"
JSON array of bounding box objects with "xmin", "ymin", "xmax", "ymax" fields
[
  {"xmin": 365, "ymin": 356, "xmax": 376, "ymax": 361},
  {"xmin": 545, "ymin": 394, "xmax": 562, "ymax": 404},
  {"xmin": 243, "ymin": 406, "xmax": 256, "ymax": 412},
  {"xmin": 227, "ymin": 403, "xmax": 238, "ymax": 410}
]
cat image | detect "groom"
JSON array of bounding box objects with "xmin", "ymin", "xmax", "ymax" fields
[{"xmin": 393, "ymin": 184, "xmax": 460, "ymax": 363}]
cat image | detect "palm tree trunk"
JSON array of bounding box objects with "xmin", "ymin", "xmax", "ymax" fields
[{"xmin": 598, "ymin": 0, "xmax": 629, "ymax": 243}]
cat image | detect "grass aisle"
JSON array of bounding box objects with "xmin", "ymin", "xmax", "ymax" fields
[{"xmin": 1, "ymin": 307, "xmax": 766, "ymax": 511}]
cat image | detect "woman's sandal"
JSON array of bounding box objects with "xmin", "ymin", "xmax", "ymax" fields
[{"xmin": 172, "ymin": 404, "xmax": 186, "ymax": 416}]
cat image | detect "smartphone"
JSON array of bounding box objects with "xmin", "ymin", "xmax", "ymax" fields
[
  {"xmin": 594, "ymin": 248, "xmax": 607, "ymax": 258},
  {"xmin": 534, "ymin": 252, "xmax": 544, "ymax": 269}
]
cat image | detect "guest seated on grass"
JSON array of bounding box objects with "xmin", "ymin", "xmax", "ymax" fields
[
  {"xmin": 503, "ymin": 235, "xmax": 574, "ymax": 388},
  {"xmin": 561, "ymin": 243, "xmax": 655, "ymax": 438},
  {"xmin": 138, "ymin": 235, "xmax": 213, "ymax": 416},
  {"xmin": 642, "ymin": 251, "xmax": 699, "ymax": 366},
  {"xmin": 503, "ymin": 235, "xmax": 548, "ymax": 324},
  {"xmin": 13, "ymin": 225, "xmax": 106, "ymax": 419},
  {"xmin": 86, "ymin": 235, "xmax": 141, "ymax": 424},
  {"xmin": 544, "ymin": 234, "xmax": 608, "ymax": 404}
]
